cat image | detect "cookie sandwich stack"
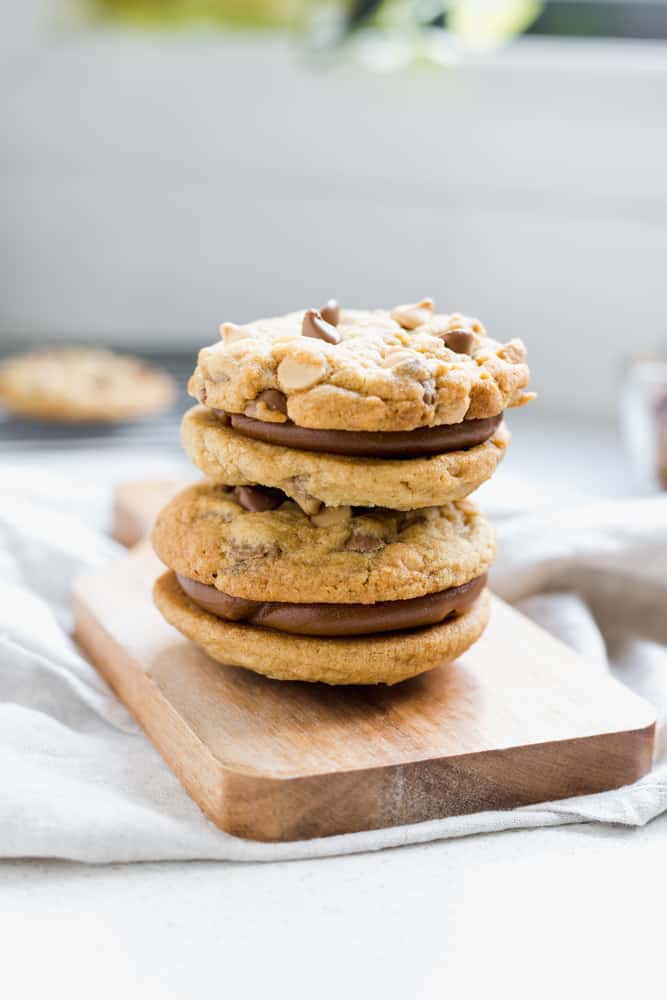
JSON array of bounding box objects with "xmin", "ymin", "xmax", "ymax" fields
[{"xmin": 152, "ymin": 299, "xmax": 532, "ymax": 685}]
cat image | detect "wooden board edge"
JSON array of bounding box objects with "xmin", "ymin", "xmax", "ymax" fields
[{"xmin": 216, "ymin": 722, "xmax": 656, "ymax": 842}]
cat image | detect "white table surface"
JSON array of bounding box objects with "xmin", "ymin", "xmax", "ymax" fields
[{"xmin": 1, "ymin": 410, "xmax": 663, "ymax": 999}]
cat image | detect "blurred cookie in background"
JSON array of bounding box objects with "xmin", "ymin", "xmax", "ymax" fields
[{"xmin": 0, "ymin": 347, "xmax": 176, "ymax": 423}]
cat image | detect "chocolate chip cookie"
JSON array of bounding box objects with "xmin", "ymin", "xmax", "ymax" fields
[
  {"xmin": 0, "ymin": 347, "xmax": 175, "ymax": 423},
  {"xmin": 189, "ymin": 300, "xmax": 532, "ymax": 433},
  {"xmin": 152, "ymin": 481, "xmax": 494, "ymax": 684}
]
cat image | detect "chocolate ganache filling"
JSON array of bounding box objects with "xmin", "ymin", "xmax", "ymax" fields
[
  {"xmin": 215, "ymin": 411, "xmax": 502, "ymax": 459},
  {"xmin": 176, "ymin": 573, "xmax": 487, "ymax": 638}
]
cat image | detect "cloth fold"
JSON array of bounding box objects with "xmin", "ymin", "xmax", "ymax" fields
[{"xmin": 0, "ymin": 471, "xmax": 665, "ymax": 863}]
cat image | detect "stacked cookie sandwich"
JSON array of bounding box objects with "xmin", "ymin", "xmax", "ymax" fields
[{"xmin": 152, "ymin": 298, "xmax": 532, "ymax": 685}]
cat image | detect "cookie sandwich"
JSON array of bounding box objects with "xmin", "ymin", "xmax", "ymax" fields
[
  {"xmin": 152, "ymin": 482, "xmax": 495, "ymax": 685},
  {"xmin": 184, "ymin": 298, "xmax": 532, "ymax": 511}
]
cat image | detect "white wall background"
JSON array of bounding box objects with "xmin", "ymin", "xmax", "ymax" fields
[{"xmin": 2, "ymin": 1, "xmax": 667, "ymax": 418}]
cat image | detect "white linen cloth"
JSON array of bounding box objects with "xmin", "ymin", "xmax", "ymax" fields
[{"xmin": 0, "ymin": 465, "xmax": 666, "ymax": 863}]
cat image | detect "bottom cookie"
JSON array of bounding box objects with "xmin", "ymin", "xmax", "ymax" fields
[{"xmin": 154, "ymin": 571, "xmax": 491, "ymax": 686}]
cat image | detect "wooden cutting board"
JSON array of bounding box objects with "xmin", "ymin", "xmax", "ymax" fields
[{"xmin": 72, "ymin": 480, "xmax": 656, "ymax": 843}]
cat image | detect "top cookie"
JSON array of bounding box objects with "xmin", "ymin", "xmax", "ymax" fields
[
  {"xmin": 0, "ymin": 347, "xmax": 175, "ymax": 423},
  {"xmin": 189, "ymin": 299, "xmax": 532, "ymax": 433}
]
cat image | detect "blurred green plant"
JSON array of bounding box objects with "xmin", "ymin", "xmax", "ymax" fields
[
  {"xmin": 83, "ymin": 1, "xmax": 544, "ymax": 60},
  {"xmin": 85, "ymin": 1, "xmax": 306, "ymax": 30},
  {"xmin": 307, "ymin": 1, "xmax": 544, "ymax": 69}
]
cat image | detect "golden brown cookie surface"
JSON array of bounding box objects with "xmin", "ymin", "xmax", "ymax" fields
[
  {"xmin": 0, "ymin": 347, "xmax": 175, "ymax": 422},
  {"xmin": 188, "ymin": 304, "xmax": 532, "ymax": 433},
  {"xmin": 152, "ymin": 480, "xmax": 495, "ymax": 605},
  {"xmin": 154, "ymin": 570, "xmax": 491, "ymax": 685},
  {"xmin": 182, "ymin": 405, "xmax": 510, "ymax": 511}
]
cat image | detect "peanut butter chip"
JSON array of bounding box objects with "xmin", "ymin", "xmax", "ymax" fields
[
  {"xmin": 320, "ymin": 299, "xmax": 340, "ymax": 326},
  {"xmin": 294, "ymin": 495, "xmax": 323, "ymax": 516},
  {"xmin": 311, "ymin": 505, "xmax": 351, "ymax": 528},
  {"xmin": 390, "ymin": 298, "xmax": 435, "ymax": 330},
  {"xmin": 302, "ymin": 309, "xmax": 341, "ymax": 345},
  {"xmin": 219, "ymin": 322, "xmax": 254, "ymax": 346},
  {"xmin": 277, "ymin": 353, "xmax": 327, "ymax": 392},
  {"xmin": 443, "ymin": 330, "xmax": 474, "ymax": 355}
]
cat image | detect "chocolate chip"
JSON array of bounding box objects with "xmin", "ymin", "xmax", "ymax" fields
[
  {"xmin": 254, "ymin": 388, "xmax": 287, "ymax": 414},
  {"xmin": 345, "ymin": 532, "xmax": 384, "ymax": 553},
  {"xmin": 442, "ymin": 329, "xmax": 474, "ymax": 355},
  {"xmin": 235, "ymin": 485, "xmax": 284, "ymax": 513},
  {"xmin": 320, "ymin": 299, "xmax": 340, "ymax": 326},
  {"xmin": 228, "ymin": 540, "xmax": 277, "ymax": 561},
  {"xmin": 302, "ymin": 308, "xmax": 341, "ymax": 345}
]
